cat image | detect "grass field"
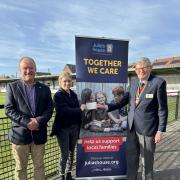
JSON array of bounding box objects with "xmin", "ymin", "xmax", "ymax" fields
[
  {"xmin": 0, "ymin": 92, "xmax": 5, "ymax": 105},
  {"xmin": 0, "ymin": 92, "xmax": 5, "ymax": 117}
]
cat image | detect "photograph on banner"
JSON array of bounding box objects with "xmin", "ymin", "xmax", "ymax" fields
[{"xmin": 77, "ymin": 82, "xmax": 128, "ymax": 138}]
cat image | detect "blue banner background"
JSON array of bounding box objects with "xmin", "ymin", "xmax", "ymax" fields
[
  {"xmin": 76, "ymin": 142, "xmax": 126, "ymax": 178},
  {"xmin": 75, "ymin": 36, "xmax": 129, "ymax": 83}
]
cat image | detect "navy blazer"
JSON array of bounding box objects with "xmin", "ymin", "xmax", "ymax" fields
[
  {"xmin": 5, "ymin": 80, "xmax": 54, "ymax": 144},
  {"xmin": 108, "ymin": 75, "xmax": 168, "ymax": 136}
]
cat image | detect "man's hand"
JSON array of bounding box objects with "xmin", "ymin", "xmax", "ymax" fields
[
  {"xmin": 154, "ymin": 131, "xmax": 162, "ymax": 143},
  {"xmin": 27, "ymin": 118, "xmax": 39, "ymax": 130}
]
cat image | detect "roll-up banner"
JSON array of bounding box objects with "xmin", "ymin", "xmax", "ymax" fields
[{"xmin": 75, "ymin": 36, "xmax": 129, "ymax": 179}]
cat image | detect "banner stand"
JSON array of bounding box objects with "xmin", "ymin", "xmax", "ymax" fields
[
  {"xmin": 75, "ymin": 36, "xmax": 129, "ymax": 180},
  {"xmin": 75, "ymin": 175, "xmax": 126, "ymax": 179}
]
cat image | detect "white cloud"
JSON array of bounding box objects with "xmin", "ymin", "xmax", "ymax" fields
[{"xmin": 0, "ymin": 1, "xmax": 35, "ymax": 13}]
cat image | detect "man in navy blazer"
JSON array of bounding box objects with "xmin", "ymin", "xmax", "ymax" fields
[
  {"xmin": 5, "ymin": 57, "xmax": 54, "ymax": 180},
  {"xmin": 105, "ymin": 57, "xmax": 168, "ymax": 180}
]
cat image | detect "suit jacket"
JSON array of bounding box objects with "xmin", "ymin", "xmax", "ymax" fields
[
  {"xmin": 108, "ymin": 75, "xmax": 168, "ymax": 136},
  {"xmin": 5, "ymin": 80, "xmax": 54, "ymax": 144}
]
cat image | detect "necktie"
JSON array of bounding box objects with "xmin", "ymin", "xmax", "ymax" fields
[{"xmin": 139, "ymin": 82, "xmax": 145, "ymax": 94}]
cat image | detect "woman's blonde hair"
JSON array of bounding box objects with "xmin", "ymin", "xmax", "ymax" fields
[{"xmin": 58, "ymin": 72, "xmax": 72, "ymax": 87}]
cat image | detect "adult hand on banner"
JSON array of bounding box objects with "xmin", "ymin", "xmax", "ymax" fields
[
  {"xmin": 80, "ymin": 104, "xmax": 86, "ymax": 111},
  {"xmin": 96, "ymin": 104, "xmax": 107, "ymax": 110}
]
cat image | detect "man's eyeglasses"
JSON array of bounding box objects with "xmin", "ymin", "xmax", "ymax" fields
[{"xmin": 135, "ymin": 66, "xmax": 150, "ymax": 71}]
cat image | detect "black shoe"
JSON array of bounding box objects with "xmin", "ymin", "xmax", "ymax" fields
[{"xmin": 66, "ymin": 172, "xmax": 74, "ymax": 180}]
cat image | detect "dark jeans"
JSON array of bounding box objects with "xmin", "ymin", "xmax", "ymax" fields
[{"xmin": 56, "ymin": 124, "xmax": 79, "ymax": 175}]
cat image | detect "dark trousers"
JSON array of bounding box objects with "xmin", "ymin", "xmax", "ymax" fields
[
  {"xmin": 56, "ymin": 124, "xmax": 79, "ymax": 175},
  {"xmin": 126, "ymin": 130, "xmax": 156, "ymax": 180}
]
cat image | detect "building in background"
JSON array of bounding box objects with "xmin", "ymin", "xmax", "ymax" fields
[
  {"xmin": 63, "ymin": 64, "xmax": 76, "ymax": 74},
  {"xmin": 1, "ymin": 56, "xmax": 180, "ymax": 94}
]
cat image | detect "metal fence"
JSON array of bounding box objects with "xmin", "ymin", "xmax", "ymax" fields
[
  {"xmin": 0, "ymin": 93, "xmax": 180, "ymax": 179},
  {"xmin": 0, "ymin": 117, "xmax": 59, "ymax": 180}
]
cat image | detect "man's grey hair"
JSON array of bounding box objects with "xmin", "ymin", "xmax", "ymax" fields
[
  {"xmin": 135, "ymin": 57, "xmax": 152, "ymax": 67},
  {"xmin": 19, "ymin": 56, "xmax": 36, "ymax": 70}
]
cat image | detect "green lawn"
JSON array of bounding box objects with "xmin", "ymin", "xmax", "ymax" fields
[
  {"xmin": 0, "ymin": 93, "xmax": 6, "ymax": 118},
  {"xmin": 0, "ymin": 92, "xmax": 5, "ymax": 117},
  {"xmin": 0, "ymin": 92, "xmax": 5, "ymax": 105}
]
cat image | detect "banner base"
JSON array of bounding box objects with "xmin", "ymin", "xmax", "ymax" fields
[{"xmin": 75, "ymin": 175, "xmax": 126, "ymax": 179}]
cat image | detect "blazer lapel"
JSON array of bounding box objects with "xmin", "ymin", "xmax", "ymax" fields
[
  {"xmin": 17, "ymin": 81, "xmax": 32, "ymax": 113},
  {"xmin": 132, "ymin": 80, "xmax": 139, "ymax": 100},
  {"xmin": 35, "ymin": 82, "xmax": 42, "ymax": 113},
  {"xmin": 131, "ymin": 80, "xmax": 139, "ymax": 108}
]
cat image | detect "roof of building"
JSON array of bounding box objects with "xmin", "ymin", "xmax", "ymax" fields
[
  {"xmin": 36, "ymin": 72, "xmax": 51, "ymax": 76},
  {"xmin": 0, "ymin": 75, "xmax": 10, "ymax": 80},
  {"xmin": 153, "ymin": 56, "xmax": 180, "ymax": 66},
  {"xmin": 64, "ymin": 64, "xmax": 76, "ymax": 73}
]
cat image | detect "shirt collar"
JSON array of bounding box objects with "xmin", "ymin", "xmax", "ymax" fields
[
  {"xmin": 139, "ymin": 75, "xmax": 150, "ymax": 84},
  {"xmin": 22, "ymin": 80, "xmax": 36, "ymax": 89}
]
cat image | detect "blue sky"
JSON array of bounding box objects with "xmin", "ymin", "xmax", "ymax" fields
[{"xmin": 0, "ymin": 0, "xmax": 180, "ymax": 76}]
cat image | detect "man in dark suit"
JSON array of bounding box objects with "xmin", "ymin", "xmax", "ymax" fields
[
  {"xmin": 5, "ymin": 57, "xmax": 54, "ymax": 180},
  {"xmin": 100, "ymin": 57, "xmax": 168, "ymax": 180}
]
